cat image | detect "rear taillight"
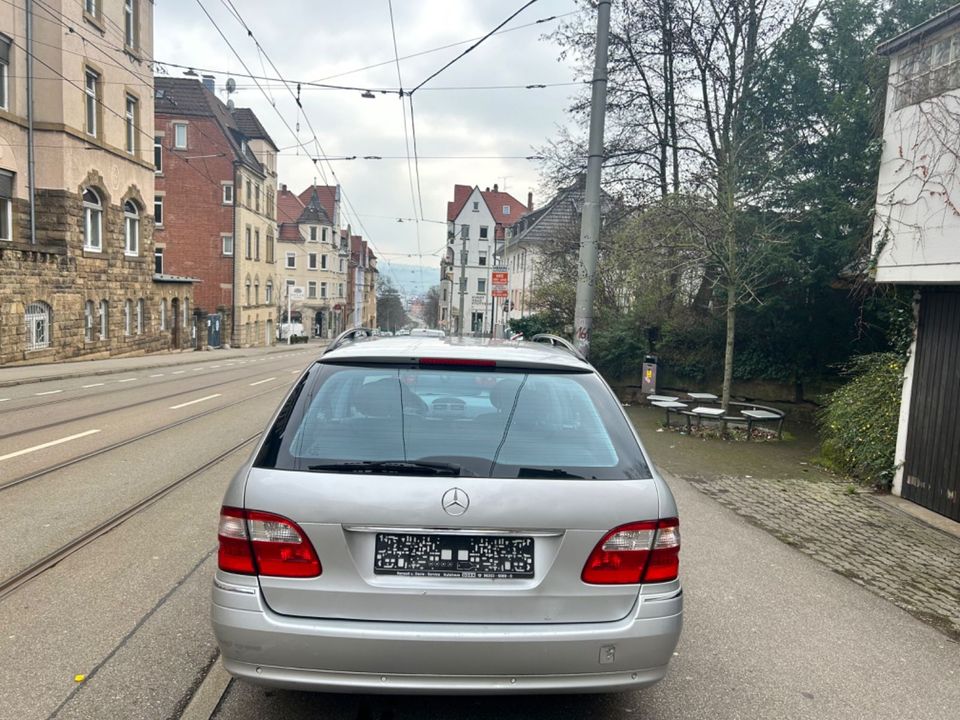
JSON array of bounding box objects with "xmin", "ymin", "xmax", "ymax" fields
[
  {"xmin": 581, "ymin": 518, "xmax": 680, "ymax": 585},
  {"xmin": 217, "ymin": 507, "xmax": 322, "ymax": 578}
]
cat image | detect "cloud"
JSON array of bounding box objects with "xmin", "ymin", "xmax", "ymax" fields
[{"xmin": 155, "ymin": 0, "xmax": 584, "ymax": 277}]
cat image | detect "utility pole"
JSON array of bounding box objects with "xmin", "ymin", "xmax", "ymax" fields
[
  {"xmin": 572, "ymin": 0, "xmax": 611, "ymax": 358},
  {"xmin": 457, "ymin": 226, "xmax": 467, "ymax": 337}
]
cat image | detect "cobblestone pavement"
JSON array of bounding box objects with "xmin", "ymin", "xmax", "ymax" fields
[{"xmin": 685, "ymin": 473, "xmax": 960, "ymax": 641}]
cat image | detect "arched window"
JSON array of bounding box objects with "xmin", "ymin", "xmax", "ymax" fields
[
  {"xmin": 83, "ymin": 188, "xmax": 102, "ymax": 251},
  {"xmin": 136, "ymin": 298, "xmax": 144, "ymax": 334},
  {"xmin": 265, "ymin": 279, "xmax": 273, "ymax": 304},
  {"xmin": 255, "ymin": 280, "xmax": 260, "ymax": 306},
  {"xmin": 159, "ymin": 298, "xmax": 167, "ymax": 331},
  {"xmin": 245, "ymin": 278, "xmax": 251, "ymax": 306},
  {"xmin": 100, "ymin": 299, "xmax": 109, "ymax": 339},
  {"xmin": 25, "ymin": 301, "xmax": 51, "ymax": 351},
  {"xmin": 124, "ymin": 200, "xmax": 139, "ymax": 255},
  {"xmin": 124, "ymin": 299, "xmax": 132, "ymax": 336},
  {"xmin": 84, "ymin": 300, "xmax": 94, "ymax": 342}
]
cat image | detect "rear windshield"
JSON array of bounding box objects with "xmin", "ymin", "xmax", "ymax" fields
[{"xmin": 258, "ymin": 364, "xmax": 651, "ymax": 480}]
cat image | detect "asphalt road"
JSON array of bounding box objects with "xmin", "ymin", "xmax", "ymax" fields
[{"xmin": 0, "ymin": 349, "xmax": 957, "ymax": 720}]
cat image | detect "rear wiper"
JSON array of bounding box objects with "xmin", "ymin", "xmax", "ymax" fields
[
  {"xmin": 307, "ymin": 460, "xmax": 461, "ymax": 476},
  {"xmin": 516, "ymin": 467, "xmax": 585, "ymax": 479}
]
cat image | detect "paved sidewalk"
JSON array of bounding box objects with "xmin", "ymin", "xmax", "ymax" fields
[
  {"xmin": 0, "ymin": 341, "xmax": 324, "ymax": 388},
  {"xmin": 628, "ymin": 405, "xmax": 960, "ymax": 643}
]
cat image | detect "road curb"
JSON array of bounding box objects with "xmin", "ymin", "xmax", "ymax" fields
[{"xmin": 180, "ymin": 656, "xmax": 232, "ymax": 720}]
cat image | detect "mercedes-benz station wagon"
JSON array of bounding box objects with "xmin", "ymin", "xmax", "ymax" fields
[{"xmin": 212, "ymin": 333, "xmax": 683, "ymax": 694}]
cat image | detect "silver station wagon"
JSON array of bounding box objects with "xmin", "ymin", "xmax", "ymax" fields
[{"xmin": 212, "ymin": 333, "xmax": 683, "ymax": 694}]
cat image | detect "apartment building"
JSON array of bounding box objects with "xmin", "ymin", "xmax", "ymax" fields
[
  {"xmin": 440, "ymin": 184, "xmax": 529, "ymax": 335},
  {"xmin": 276, "ymin": 183, "xmax": 348, "ymax": 337},
  {"xmin": 154, "ymin": 77, "xmax": 277, "ymax": 348},
  {"xmin": 0, "ymin": 0, "xmax": 193, "ymax": 365}
]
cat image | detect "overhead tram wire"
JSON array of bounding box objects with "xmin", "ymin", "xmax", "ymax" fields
[
  {"xmin": 309, "ymin": 11, "xmax": 576, "ymax": 84},
  {"xmin": 388, "ymin": 0, "xmax": 425, "ymax": 290},
  {"xmin": 410, "ymin": 0, "xmax": 541, "ymax": 94},
  {"xmin": 201, "ymin": 0, "xmax": 413, "ymax": 296}
]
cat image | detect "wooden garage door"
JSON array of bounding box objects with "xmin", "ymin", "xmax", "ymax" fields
[{"xmin": 902, "ymin": 288, "xmax": 960, "ymax": 522}]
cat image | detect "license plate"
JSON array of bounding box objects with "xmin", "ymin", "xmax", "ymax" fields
[{"xmin": 374, "ymin": 533, "xmax": 534, "ymax": 579}]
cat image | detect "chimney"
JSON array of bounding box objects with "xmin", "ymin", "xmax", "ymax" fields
[
  {"xmin": 280, "ymin": 183, "xmax": 287, "ymax": 192},
  {"xmin": 493, "ymin": 183, "xmax": 499, "ymax": 192},
  {"xmin": 527, "ymin": 191, "xmax": 534, "ymax": 211},
  {"xmin": 201, "ymin": 74, "xmax": 215, "ymax": 93},
  {"xmin": 485, "ymin": 187, "xmax": 490, "ymax": 192}
]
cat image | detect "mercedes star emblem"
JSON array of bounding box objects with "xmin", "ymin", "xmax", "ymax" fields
[{"xmin": 441, "ymin": 487, "xmax": 469, "ymax": 516}]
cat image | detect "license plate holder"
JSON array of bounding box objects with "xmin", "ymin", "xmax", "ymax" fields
[{"xmin": 374, "ymin": 533, "xmax": 534, "ymax": 579}]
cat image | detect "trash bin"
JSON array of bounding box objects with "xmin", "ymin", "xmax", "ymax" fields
[{"xmin": 641, "ymin": 355, "xmax": 657, "ymax": 395}]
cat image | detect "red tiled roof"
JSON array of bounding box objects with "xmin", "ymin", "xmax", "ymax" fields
[
  {"xmin": 446, "ymin": 184, "xmax": 473, "ymax": 222},
  {"xmin": 297, "ymin": 185, "xmax": 337, "ymax": 225},
  {"xmin": 277, "ymin": 188, "xmax": 304, "ymax": 225},
  {"xmin": 279, "ymin": 224, "xmax": 301, "ymax": 241},
  {"xmin": 445, "ymin": 184, "xmax": 528, "ymax": 227}
]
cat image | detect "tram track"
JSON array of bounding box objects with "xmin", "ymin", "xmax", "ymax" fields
[
  {"xmin": 0, "ymin": 433, "xmax": 260, "ymax": 601},
  {"xmin": 0, "ymin": 382, "xmax": 287, "ymax": 493},
  {"xmin": 0, "ymin": 357, "xmax": 308, "ymax": 443}
]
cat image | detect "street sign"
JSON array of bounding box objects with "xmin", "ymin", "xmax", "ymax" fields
[
  {"xmin": 289, "ymin": 286, "xmax": 305, "ymax": 301},
  {"xmin": 491, "ymin": 269, "xmax": 509, "ymax": 298},
  {"xmin": 491, "ymin": 288, "xmax": 508, "ymax": 298}
]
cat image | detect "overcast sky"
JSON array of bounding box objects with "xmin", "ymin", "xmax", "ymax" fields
[{"xmin": 155, "ymin": 0, "xmax": 586, "ymax": 283}]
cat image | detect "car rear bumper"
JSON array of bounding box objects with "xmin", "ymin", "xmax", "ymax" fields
[{"xmin": 212, "ymin": 574, "xmax": 683, "ymax": 694}]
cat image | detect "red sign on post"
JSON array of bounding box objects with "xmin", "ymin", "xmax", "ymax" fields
[
  {"xmin": 491, "ymin": 271, "xmax": 509, "ymax": 285},
  {"xmin": 491, "ymin": 288, "xmax": 508, "ymax": 298}
]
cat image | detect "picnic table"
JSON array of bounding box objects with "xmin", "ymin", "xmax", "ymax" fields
[
  {"xmin": 741, "ymin": 408, "xmax": 785, "ymax": 440},
  {"xmin": 686, "ymin": 405, "xmax": 726, "ymax": 431},
  {"xmin": 647, "ymin": 394, "xmax": 679, "ymax": 403},
  {"xmin": 686, "ymin": 392, "xmax": 719, "ymax": 402},
  {"xmin": 651, "ymin": 400, "xmax": 688, "ymax": 426}
]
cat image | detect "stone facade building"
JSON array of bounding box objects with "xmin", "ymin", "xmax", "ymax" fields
[
  {"xmin": 0, "ymin": 0, "xmax": 193, "ymax": 366},
  {"xmin": 276, "ymin": 184, "xmax": 349, "ymax": 338},
  {"xmin": 346, "ymin": 234, "xmax": 377, "ymax": 329},
  {"xmin": 154, "ymin": 77, "xmax": 277, "ymax": 348}
]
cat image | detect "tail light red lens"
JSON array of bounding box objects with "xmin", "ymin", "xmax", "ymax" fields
[
  {"xmin": 217, "ymin": 507, "xmax": 322, "ymax": 578},
  {"xmin": 581, "ymin": 518, "xmax": 680, "ymax": 585}
]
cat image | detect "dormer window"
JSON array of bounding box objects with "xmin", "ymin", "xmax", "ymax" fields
[{"xmin": 502, "ymin": 205, "xmax": 511, "ymax": 215}]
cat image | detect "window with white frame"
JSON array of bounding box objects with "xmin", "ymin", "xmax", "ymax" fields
[
  {"xmin": 308, "ymin": 252, "xmax": 317, "ymax": 270},
  {"xmin": 338, "ymin": 282, "xmax": 344, "ymax": 298},
  {"xmin": 154, "ymin": 247, "xmax": 163, "ymax": 274},
  {"xmin": 310, "ymin": 226, "xmax": 317, "ymax": 241},
  {"xmin": 0, "ymin": 169, "xmax": 12, "ymax": 241},
  {"xmin": 478, "ymin": 278, "xmax": 486, "ymax": 293},
  {"xmin": 502, "ymin": 205, "xmax": 511, "ymax": 215},
  {"xmin": 173, "ymin": 122, "xmax": 187, "ymax": 149},
  {"xmin": 479, "ymin": 226, "xmax": 489, "ymax": 240},
  {"xmin": 83, "ymin": 187, "xmax": 102, "ymax": 251},
  {"xmin": 245, "ymin": 279, "xmax": 251, "ymax": 306},
  {"xmin": 85, "ymin": 0, "xmax": 98, "ymax": 17},
  {"xmin": 322, "ymin": 227, "xmax": 328, "ymax": 243},
  {"xmin": 286, "ymin": 252, "xmax": 296, "ymax": 269},
  {"xmin": 25, "ymin": 302, "xmax": 51, "ymax": 351},
  {"xmin": 154, "ymin": 195, "xmax": 163, "ymax": 226},
  {"xmin": 124, "ymin": 299, "xmax": 132, "ymax": 336},
  {"xmin": 222, "ymin": 234, "xmax": 233, "ymax": 256},
  {"xmin": 84, "ymin": 300, "xmax": 94, "ymax": 341},
  {"xmin": 340, "ymin": 258, "xmax": 345, "ymax": 272},
  {"xmin": 154, "ymin": 136, "xmax": 162, "ymax": 173},
  {"xmin": 479, "ymin": 251, "xmax": 488, "ymax": 266},
  {"xmin": 136, "ymin": 298, "xmax": 144, "ymax": 334},
  {"xmin": 255, "ymin": 281, "xmax": 260, "ymax": 305},
  {"xmin": 99, "ymin": 299, "xmax": 109, "ymax": 339},
  {"xmin": 320, "ymin": 282, "xmax": 328, "ymax": 298},
  {"xmin": 0, "ymin": 34, "xmax": 10, "ymax": 111},
  {"xmin": 124, "ymin": 200, "xmax": 139, "ymax": 255},
  {"xmin": 472, "ymin": 201, "xmax": 479, "ymax": 211},
  {"xmin": 254, "ymin": 229, "xmax": 260, "ymax": 260},
  {"xmin": 84, "ymin": 69, "xmax": 99, "ymax": 137},
  {"xmin": 125, "ymin": 95, "xmax": 137, "ymax": 154},
  {"xmin": 321, "ymin": 254, "xmax": 328, "ymax": 270},
  {"xmin": 895, "ymin": 32, "xmax": 960, "ymax": 109},
  {"xmin": 124, "ymin": 0, "xmax": 137, "ymax": 48},
  {"xmin": 159, "ymin": 298, "xmax": 166, "ymax": 330},
  {"xmin": 308, "ymin": 281, "xmax": 317, "ymax": 299},
  {"xmin": 222, "ymin": 183, "xmax": 233, "ymax": 204},
  {"xmin": 265, "ymin": 280, "xmax": 273, "ymax": 304}
]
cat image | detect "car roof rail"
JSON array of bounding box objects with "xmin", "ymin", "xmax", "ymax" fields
[
  {"xmin": 324, "ymin": 327, "xmax": 376, "ymax": 355},
  {"xmin": 529, "ymin": 333, "xmax": 587, "ymax": 361}
]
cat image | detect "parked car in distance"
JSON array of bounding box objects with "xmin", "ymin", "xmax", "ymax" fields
[
  {"xmin": 410, "ymin": 328, "xmax": 445, "ymax": 337},
  {"xmin": 213, "ymin": 334, "xmax": 682, "ymax": 694}
]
